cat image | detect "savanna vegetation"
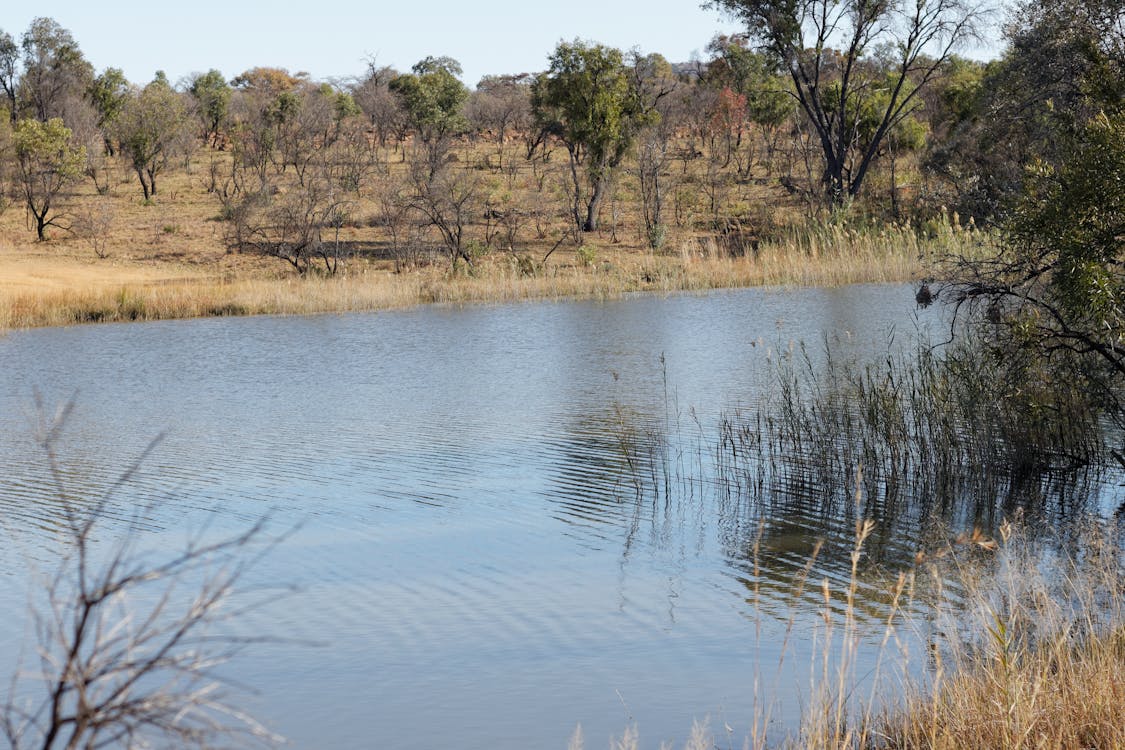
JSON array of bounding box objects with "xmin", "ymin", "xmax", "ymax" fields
[
  {"xmin": 0, "ymin": 0, "xmax": 1015, "ymax": 328},
  {"xmin": 1, "ymin": 0, "xmax": 1124, "ymax": 748}
]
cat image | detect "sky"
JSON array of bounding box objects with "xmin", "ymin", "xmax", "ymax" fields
[
  {"xmin": 3, "ymin": 1, "xmax": 745, "ymax": 87},
  {"xmin": 3, "ymin": 1, "xmax": 1005, "ymax": 89}
]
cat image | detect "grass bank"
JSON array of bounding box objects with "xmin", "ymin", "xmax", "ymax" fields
[{"xmin": 0, "ymin": 221, "xmax": 987, "ymax": 329}]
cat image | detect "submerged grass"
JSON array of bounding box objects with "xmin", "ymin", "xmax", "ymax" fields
[{"xmin": 715, "ymin": 333, "xmax": 1106, "ymax": 532}]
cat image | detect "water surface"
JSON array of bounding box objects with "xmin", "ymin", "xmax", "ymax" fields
[{"xmin": 0, "ymin": 286, "xmax": 1116, "ymax": 748}]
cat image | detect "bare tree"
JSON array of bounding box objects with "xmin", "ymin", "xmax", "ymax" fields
[
  {"xmin": 72, "ymin": 195, "xmax": 115, "ymax": 258},
  {"xmin": 328, "ymin": 118, "xmax": 380, "ymax": 195},
  {"xmin": 467, "ymin": 74, "xmax": 532, "ymax": 170},
  {"xmin": 1, "ymin": 401, "xmax": 281, "ymax": 750},
  {"xmin": 227, "ymin": 170, "xmax": 352, "ymax": 274},
  {"xmin": 708, "ymin": 0, "xmax": 985, "ymax": 204},
  {"xmin": 409, "ymin": 161, "xmax": 479, "ymax": 270},
  {"xmin": 352, "ymin": 61, "xmax": 405, "ymax": 149}
]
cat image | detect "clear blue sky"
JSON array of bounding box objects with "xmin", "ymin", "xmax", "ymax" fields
[
  {"xmin": 3, "ymin": 1, "xmax": 1003, "ymax": 88},
  {"xmin": 3, "ymin": 1, "xmax": 743, "ymax": 87}
]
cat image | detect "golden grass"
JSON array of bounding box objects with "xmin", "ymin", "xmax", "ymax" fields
[
  {"xmin": 579, "ymin": 514, "xmax": 1124, "ymax": 750},
  {"xmin": 876, "ymin": 521, "xmax": 1125, "ymax": 750},
  {"xmin": 885, "ymin": 628, "xmax": 1125, "ymax": 750},
  {"xmin": 0, "ymin": 131, "xmax": 990, "ymax": 330},
  {"xmin": 781, "ymin": 516, "xmax": 1125, "ymax": 750},
  {"xmin": 0, "ymin": 222, "xmax": 989, "ymax": 330}
]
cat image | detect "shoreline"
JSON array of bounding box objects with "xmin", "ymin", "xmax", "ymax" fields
[{"xmin": 0, "ymin": 223, "xmax": 971, "ymax": 331}]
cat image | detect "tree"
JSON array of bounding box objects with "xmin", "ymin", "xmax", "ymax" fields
[
  {"xmin": 532, "ymin": 40, "xmax": 652, "ymax": 232},
  {"xmin": 926, "ymin": 0, "xmax": 1124, "ymax": 221},
  {"xmin": 0, "ymin": 29, "xmax": 17, "ymax": 123},
  {"xmin": 707, "ymin": 0, "xmax": 983, "ymax": 204},
  {"xmin": 226, "ymin": 170, "xmax": 352, "ymax": 274},
  {"xmin": 12, "ymin": 117, "xmax": 86, "ymax": 240},
  {"xmin": 188, "ymin": 69, "xmax": 231, "ymax": 146},
  {"xmin": 352, "ymin": 62, "xmax": 406, "ymax": 147},
  {"xmin": 702, "ymin": 35, "xmax": 793, "ymax": 174},
  {"xmin": 222, "ymin": 69, "xmax": 306, "ymax": 191},
  {"xmin": 390, "ymin": 57, "xmax": 469, "ymax": 145},
  {"xmin": 468, "ymin": 74, "xmax": 532, "ymax": 168},
  {"xmin": 943, "ymin": 112, "xmax": 1125, "ymax": 413},
  {"xmin": 18, "ymin": 17, "xmax": 93, "ymax": 125},
  {"xmin": 115, "ymin": 76, "xmax": 190, "ymax": 201},
  {"xmin": 630, "ymin": 52, "xmax": 678, "ymax": 249},
  {"xmin": 230, "ymin": 66, "xmax": 304, "ymax": 97},
  {"xmin": 87, "ymin": 67, "xmax": 129, "ymax": 155},
  {"xmin": 0, "ymin": 116, "xmax": 12, "ymax": 215},
  {"xmin": 408, "ymin": 159, "xmax": 480, "ymax": 270}
]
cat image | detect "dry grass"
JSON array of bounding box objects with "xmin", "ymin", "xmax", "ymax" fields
[
  {"xmin": 576, "ymin": 506, "xmax": 1123, "ymax": 750},
  {"xmin": 877, "ymin": 520, "xmax": 1125, "ymax": 750},
  {"xmin": 777, "ymin": 518, "xmax": 1123, "ymax": 750},
  {"xmin": 0, "ymin": 221, "xmax": 988, "ymax": 330},
  {"xmin": 0, "ymin": 133, "xmax": 990, "ymax": 330}
]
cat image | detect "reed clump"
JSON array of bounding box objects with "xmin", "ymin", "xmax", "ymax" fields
[{"xmin": 716, "ymin": 333, "xmax": 1106, "ymax": 528}]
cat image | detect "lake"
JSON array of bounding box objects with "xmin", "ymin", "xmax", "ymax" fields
[{"xmin": 0, "ymin": 285, "xmax": 1118, "ymax": 748}]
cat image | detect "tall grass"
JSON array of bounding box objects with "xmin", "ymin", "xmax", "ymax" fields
[
  {"xmin": 595, "ymin": 330, "xmax": 1121, "ymax": 749},
  {"xmin": 715, "ymin": 334, "xmax": 1106, "ymax": 534},
  {"xmin": 572, "ymin": 515, "xmax": 1124, "ymax": 750},
  {"xmin": 0, "ymin": 223, "xmax": 992, "ymax": 330}
]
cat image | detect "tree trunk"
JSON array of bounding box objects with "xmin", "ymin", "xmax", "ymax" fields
[
  {"xmin": 584, "ymin": 177, "xmax": 606, "ymax": 232},
  {"xmin": 135, "ymin": 166, "xmax": 151, "ymax": 201},
  {"xmin": 824, "ymin": 158, "xmax": 847, "ymax": 207}
]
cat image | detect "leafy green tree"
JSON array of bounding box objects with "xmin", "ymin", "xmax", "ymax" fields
[
  {"xmin": 331, "ymin": 88, "xmax": 361, "ymax": 123},
  {"xmin": 389, "ymin": 57, "xmax": 469, "ymax": 179},
  {"xmin": 115, "ymin": 76, "xmax": 190, "ymax": 200},
  {"xmin": 189, "ymin": 69, "xmax": 231, "ymax": 145},
  {"xmin": 12, "ymin": 117, "xmax": 86, "ymax": 239},
  {"xmin": 945, "ymin": 112, "xmax": 1125, "ymax": 406},
  {"xmin": 707, "ymin": 0, "xmax": 982, "ymax": 205},
  {"xmin": 927, "ymin": 0, "xmax": 1124, "ymax": 220},
  {"xmin": 389, "ymin": 56, "xmax": 468, "ymax": 142},
  {"xmin": 87, "ymin": 67, "xmax": 129, "ymax": 154},
  {"xmin": 532, "ymin": 40, "xmax": 652, "ymax": 232}
]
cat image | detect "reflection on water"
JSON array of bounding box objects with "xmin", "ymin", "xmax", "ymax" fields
[{"xmin": 0, "ymin": 286, "xmax": 1119, "ymax": 749}]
